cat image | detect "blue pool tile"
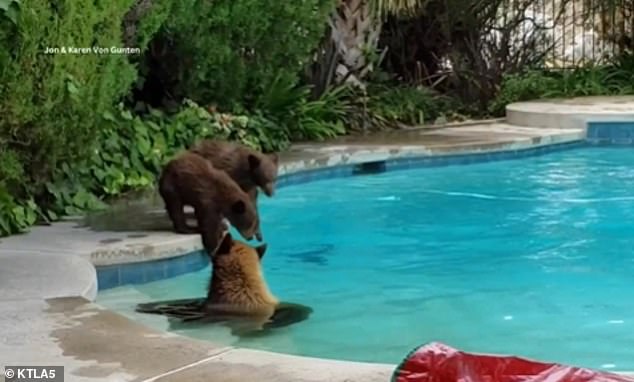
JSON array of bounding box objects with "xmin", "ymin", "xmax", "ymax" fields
[
  {"xmin": 586, "ymin": 125, "xmax": 599, "ymax": 139},
  {"xmin": 459, "ymin": 154, "xmax": 477, "ymax": 165},
  {"xmin": 612, "ymin": 138, "xmax": 633, "ymax": 145},
  {"xmin": 184, "ymin": 251, "xmax": 208, "ymax": 271},
  {"xmin": 587, "ymin": 122, "xmax": 634, "ymax": 143},
  {"xmin": 595, "ymin": 124, "xmax": 612, "ymax": 139},
  {"xmin": 166, "ymin": 255, "xmax": 190, "ymax": 278},
  {"xmin": 401, "ymin": 161, "xmax": 413, "ymax": 170},
  {"xmin": 120, "ymin": 262, "xmax": 145, "ymax": 285},
  {"xmin": 143, "ymin": 260, "xmax": 166, "ymax": 283},
  {"xmin": 296, "ymin": 173, "xmax": 309, "ymax": 185},
  {"xmin": 391, "ymin": 159, "xmax": 407, "ymax": 169},
  {"xmin": 386, "ymin": 161, "xmax": 406, "ymax": 172},
  {"xmin": 341, "ymin": 166, "xmax": 354, "ymax": 177},
  {"xmin": 499, "ymin": 150, "xmax": 513, "ymax": 161},
  {"xmin": 490, "ymin": 151, "xmax": 503, "ymax": 161},
  {"xmin": 610, "ymin": 125, "xmax": 632, "ymax": 142},
  {"xmin": 475, "ymin": 153, "xmax": 488, "ymax": 163},
  {"xmin": 315, "ymin": 170, "xmax": 330, "ymax": 181},
  {"xmin": 421, "ymin": 157, "xmax": 436, "ymax": 167},
  {"xmin": 97, "ymin": 266, "xmax": 120, "ymax": 290}
]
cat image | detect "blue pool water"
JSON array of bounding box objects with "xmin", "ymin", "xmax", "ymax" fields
[{"xmin": 97, "ymin": 146, "xmax": 634, "ymax": 370}]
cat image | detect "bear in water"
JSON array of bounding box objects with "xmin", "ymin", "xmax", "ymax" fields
[
  {"xmin": 158, "ymin": 151, "xmax": 260, "ymax": 255},
  {"xmin": 135, "ymin": 232, "xmax": 312, "ymax": 336},
  {"xmin": 189, "ymin": 139, "xmax": 279, "ymax": 240}
]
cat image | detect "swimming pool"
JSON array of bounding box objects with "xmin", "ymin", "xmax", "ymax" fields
[{"xmin": 97, "ymin": 146, "xmax": 634, "ymax": 371}]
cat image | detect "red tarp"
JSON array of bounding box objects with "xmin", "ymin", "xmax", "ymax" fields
[{"xmin": 392, "ymin": 342, "xmax": 634, "ymax": 382}]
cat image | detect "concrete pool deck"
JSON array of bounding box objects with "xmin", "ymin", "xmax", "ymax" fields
[{"xmin": 2, "ymin": 96, "xmax": 634, "ymax": 381}]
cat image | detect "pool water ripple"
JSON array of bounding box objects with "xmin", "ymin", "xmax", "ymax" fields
[{"xmin": 98, "ymin": 146, "xmax": 634, "ymax": 370}]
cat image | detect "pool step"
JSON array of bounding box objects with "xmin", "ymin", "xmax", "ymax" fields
[{"xmin": 506, "ymin": 96, "xmax": 634, "ymax": 130}]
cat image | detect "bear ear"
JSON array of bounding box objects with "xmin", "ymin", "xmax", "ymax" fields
[
  {"xmin": 268, "ymin": 153, "xmax": 279, "ymax": 165},
  {"xmin": 216, "ymin": 232, "xmax": 233, "ymax": 256},
  {"xmin": 231, "ymin": 200, "xmax": 246, "ymax": 214},
  {"xmin": 248, "ymin": 154, "xmax": 261, "ymax": 170},
  {"xmin": 255, "ymin": 243, "xmax": 267, "ymax": 259}
]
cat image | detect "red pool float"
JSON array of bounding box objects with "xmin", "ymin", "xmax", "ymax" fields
[{"xmin": 392, "ymin": 342, "xmax": 634, "ymax": 382}]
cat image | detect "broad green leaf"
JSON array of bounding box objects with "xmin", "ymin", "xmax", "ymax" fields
[
  {"xmin": 120, "ymin": 110, "xmax": 133, "ymax": 120},
  {"xmin": 11, "ymin": 206, "xmax": 25, "ymax": 224},
  {"xmin": 102, "ymin": 110, "xmax": 116, "ymax": 121},
  {"xmin": 45, "ymin": 209, "xmax": 58, "ymax": 221},
  {"xmin": 0, "ymin": 0, "xmax": 11, "ymax": 11},
  {"xmin": 67, "ymin": 81, "xmax": 79, "ymax": 95},
  {"xmin": 72, "ymin": 190, "xmax": 91, "ymax": 208},
  {"xmin": 25, "ymin": 207, "xmax": 36, "ymax": 225},
  {"xmin": 0, "ymin": 215, "xmax": 11, "ymax": 234}
]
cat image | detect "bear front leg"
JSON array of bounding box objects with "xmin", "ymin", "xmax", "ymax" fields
[
  {"xmin": 196, "ymin": 208, "xmax": 225, "ymax": 256},
  {"xmin": 164, "ymin": 195, "xmax": 197, "ymax": 234},
  {"xmin": 247, "ymin": 188, "xmax": 263, "ymax": 241}
]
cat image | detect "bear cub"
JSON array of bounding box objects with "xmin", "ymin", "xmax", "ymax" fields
[
  {"xmin": 189, "ymin": 139, "xmax": 279, "ymax": 202},
  {"xmin": 203, "ymin": 232, "xmax": 313, "ymax": 334},
  {"xmin": 206, "ymin": 231, "xmax": 278, "ymax": 317},
  {"xmin": 189, "ymin": 140, "xmax": 279, "ymax": 241},
  {"xmin": 135, "ymin": 232, "xmax": 313, "ymax": 336},
  {"xmin": 158, "ymin": 151, "xmax": 260, "ymax": 254}
]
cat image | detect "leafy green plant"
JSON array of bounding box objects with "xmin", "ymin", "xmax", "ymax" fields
[
  {"xmin": 0, "ymin": 0, "xmax": 20, "ymax": 25},
  {"xmin": 0, "ymin": 0, "xmax": 240, "ymax": 237},
  {"xmin": 0, "ymin": 186, "xmax": 37, "ymax": 235},
  {"xmin": 488, "ymin": 71, "xmax": 561, "ymax": 116},
  {"xmin": 367, "ymin": 83, "xmax": 453, "ymax": 126},
  {"xmin": 35, "ymin": 100, "xmax": 289, "ymax": 228},
  {"xmin": 0, "ymin": 0, "xmax": 140, "ymax": 206},
  {"xmin": 489, "ymin": 63, "xmax": 634, "ymax": 117},
  {"xmin": 149, "ymin": 0, "xmax": 335, "ymax": 112},
  {"xmin": 251, "ymin": 79, "xmax": 355, "ymax": 142},
  {"xmin": 291, "ymin": 86, "xmax": 350, "ymax": 141}
]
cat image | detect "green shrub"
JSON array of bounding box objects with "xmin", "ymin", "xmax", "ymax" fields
[
  {"xmin": 490, "ymin": 63, "xmax": 634, "ymax": 116},
  {"xmin": 367, "ymin": 84, "xmax": 453, "ymax": 126},
  {"xmin": 124, "ymin": 0, "xmax": 178, "ymax": 51},
  {"xmin": 157, "ymin": 0, "xmax": 335, "ymax": 112},
  {"xmin": 0, "ymin": 0, "xmax": 187, "ymax": 235},
  {"xmin": 488, "ymin": 71, "xmax": 561, "ymax": 116},
  {"xmin": 256, "ymin": 80, "xmax": 351, "ymax": 141},
  {"xmin": 0, "ymin": 0, "xmax": 139, "ymax": 196},
  {"xmin": 40, "ymin": 100, "xmax": 289, "ymax": 223}
]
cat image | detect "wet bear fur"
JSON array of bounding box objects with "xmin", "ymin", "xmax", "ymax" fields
[
  {"xmin": 205, "ymin": 232, "xmax": 278, "ymax": 318},
  {"xmin": 135, "ymin": 232, "xmax": 313, "ymax": 336},
  {"xmin": 203, "ymin": 232, "xmax": 313, "ymax": 334},
  {"xmin": 158, "ymin": 151, "xmax": 260, "ymax": 254}
]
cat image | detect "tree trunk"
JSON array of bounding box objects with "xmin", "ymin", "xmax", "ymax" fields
[{"xmin": 329, "ymin": 0, "xmax": 385, "ymax": 89}]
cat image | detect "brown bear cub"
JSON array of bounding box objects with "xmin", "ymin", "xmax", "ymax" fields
[
  {"xmin": 205, "ymin": 231, "xmax": 278, "ymax": 318},
  {"xmin": 189, "ymin": 139, "xmax": 279, "ymax": 197},
  {"xmin": 189, "ymin": 139, "xmax": 279, "ymax": 220},
  {"xmin": 158, "ymin": 151, "xmax": 260, "ymax": 254},
  {"xmin": 135, "ymin": 232, "xmax": 313, "ymax": 336},
  {"xmin": 189, "ymin": 140, "xmax": 279, "ymax": 241}
]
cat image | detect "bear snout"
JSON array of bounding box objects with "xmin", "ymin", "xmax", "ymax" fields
[{"xmin": 263, "ymin": 183, "xmax": 275, "ymax": 197}]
